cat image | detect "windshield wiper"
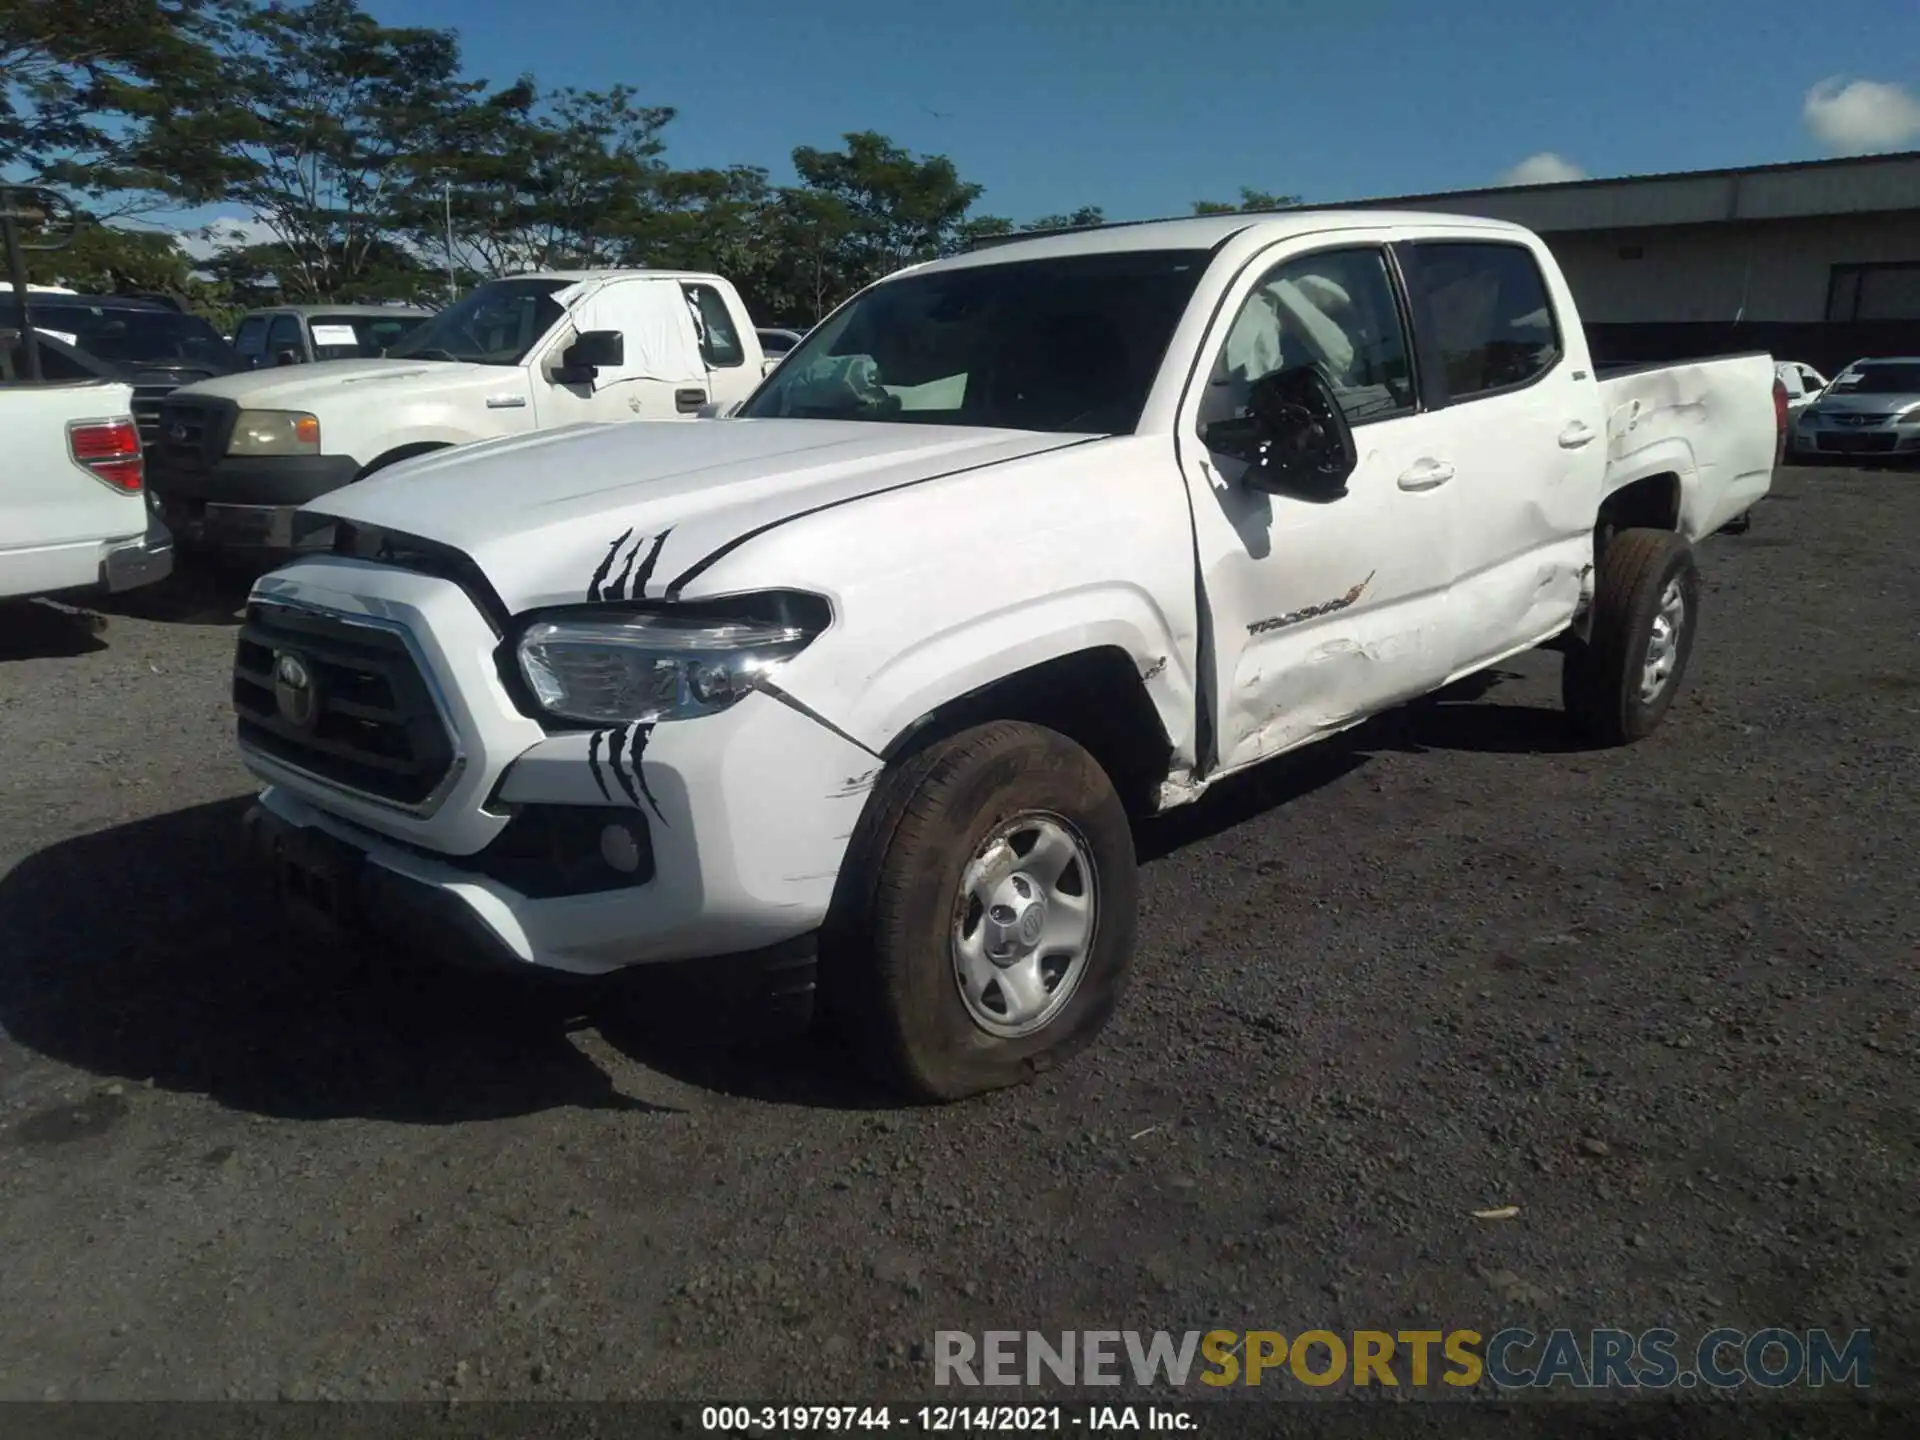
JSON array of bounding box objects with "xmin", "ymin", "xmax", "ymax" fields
[{"xmin": 391, "ymin": 347, "xmax": 460, "ymax": 362}]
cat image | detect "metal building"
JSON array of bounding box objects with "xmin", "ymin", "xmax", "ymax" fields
[{"xmin": 1332, "ymin": 151, "xmax": 1920, "ymax": 372}]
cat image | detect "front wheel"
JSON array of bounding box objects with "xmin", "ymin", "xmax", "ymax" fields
[
  {"xmin": 1562, "ymin": 527, "xmax": 1701, "ymax": 746},
  {"xmin": 822, "ymin": 722, "xmax": 1138, "ymax": 1102}
]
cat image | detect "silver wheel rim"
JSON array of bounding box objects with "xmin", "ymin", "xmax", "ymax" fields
[
  {"xmin": 1639, "ymin": 576, "xmax": 1687, "ymax": 703},
  {"xmin": 951, "ymin": 811, "xmax": 1098, "ymax": 1040}
]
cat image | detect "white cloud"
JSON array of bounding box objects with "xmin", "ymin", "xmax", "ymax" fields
[
  {"xmin": 177, "ymin": 214, "xmax": 283, "ymax": 260},
  {"xmin": 1803, "ymin": 77, "xmax": 1920, "ymax": 154},
  {"xmin": 1496, "ymin": 152, "xmax": 1588, "ymax": 187}
]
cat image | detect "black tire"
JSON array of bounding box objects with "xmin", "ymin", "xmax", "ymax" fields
[
  {"xmin": 1720, "ymin": 509, "xmax": 1753, "ymax": 535},
  {"xmin": 821, "ymin": 721, "xmax": 1138, "ymax": 1102},
  {"xmin": 1562, "ymin": 527, "xmax": 1701, "ymax": 746}
]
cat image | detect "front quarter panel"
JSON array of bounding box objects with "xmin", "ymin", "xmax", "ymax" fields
[{"xmin": 680, "ymin": 435, "xmax": 1203, "ymax": 770}]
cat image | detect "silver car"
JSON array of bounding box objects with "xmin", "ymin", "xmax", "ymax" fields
[{"xmin": 1790, "ymin": 357, "xmax": 1920, "ymax": 463}]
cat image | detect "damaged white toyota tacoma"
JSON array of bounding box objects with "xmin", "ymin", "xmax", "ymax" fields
[{"xmin": 233, "ymin": 211, "xmax": 1782, "ymax": 1100}]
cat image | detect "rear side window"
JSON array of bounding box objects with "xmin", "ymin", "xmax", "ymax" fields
[
  {"xmin": 233, "ymin": 316, "xmax": 269, "ymax": 360},
  {"xmin": 1405, "ymin": 241, "xmax": 1562, "ymax": 401},
  {"xmin": 267, "ymin": 314, "xmax": 305, "ymax": 361},
  {"xmin": 308, "ymin": 313, "xmax": 425, "ymax": 361},
  {"xmin": 683, "ymin": 284, "xmax": 745, "ymax": 368}
]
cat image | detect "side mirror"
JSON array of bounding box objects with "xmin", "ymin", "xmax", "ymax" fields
[
  {"xmin": 553, "ymin": 329, "xmax": 624, "ymax": 387},
  {"xmin": 1202, "ymin": 364, "xmax": 1357, "ymax": 499}
]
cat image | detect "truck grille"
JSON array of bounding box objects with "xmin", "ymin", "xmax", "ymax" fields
[
  {"xmin": 152, "ymin": 396, "xmax": 237, "ymax": 473},
  {"xmin": 129, "ymin": 384, "xmax": 175, "ymax": 450},
  {"xmin": 233, "ymin": 602, "xmax": 457, "ymax": 808}
]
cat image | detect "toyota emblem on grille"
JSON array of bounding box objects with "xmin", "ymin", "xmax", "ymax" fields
[
  {"xmin": 168, "ymin": 421, "xmax": 188, "ymax": 442},
  {"xmin": 273, "ymin": 651, "xmax": 318, "ymax": 729}
]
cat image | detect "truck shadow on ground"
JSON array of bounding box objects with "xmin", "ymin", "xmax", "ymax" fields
[
  {"xmin": 99, "ymin": 562, "xmax": 254, "ymax": 626},
  {"xmin": 0, "ymin": 600, "xmax": 108, "ymax": 660},
  {"xmin": 0, "ymin": 667, "xmax": 1600, "ymax": 1122}
]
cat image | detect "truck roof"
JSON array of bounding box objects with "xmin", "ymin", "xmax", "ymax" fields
[
  {"xmin": 512, "ymin": 269, "xmax": 730, "ymax": 286},
  {"xmin": 938, "ymin": 208, "xmax": 1538, "ymax": 272}
]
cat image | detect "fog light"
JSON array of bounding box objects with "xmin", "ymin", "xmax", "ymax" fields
[{"xmin": 600, "ymin": 822, "xmax": 645, "ymax": 874}]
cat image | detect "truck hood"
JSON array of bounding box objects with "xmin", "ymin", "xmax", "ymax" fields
[
  {"xmin": 306, "ymin": 418, "xmax": 1100, "ymax": 612},
  {"xmin": 177, "ymin": 357, "xmax": 506, "ymax": 409}
]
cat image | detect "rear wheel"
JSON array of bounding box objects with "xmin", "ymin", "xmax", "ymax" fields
[
  {"xmin": 823, "ymin": 722, "xmax": 1138, "ymax": 1102},
  {"xmin": 1562, "ymin": 527, "xmax": 1700, "ymax": 746}
]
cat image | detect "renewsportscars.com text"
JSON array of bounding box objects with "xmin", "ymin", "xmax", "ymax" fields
[{"xmin": 934, "ymin": 1328, "xmax": 1872, "ymax": 1390}]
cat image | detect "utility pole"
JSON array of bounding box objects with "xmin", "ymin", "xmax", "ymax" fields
[{"xmin": 444, "ymin": 180, "xmax": 456, "ymax": 304}]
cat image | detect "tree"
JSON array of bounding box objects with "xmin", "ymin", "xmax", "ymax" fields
[
  {"xmin": 0, "ymin": 0, "xmax": 227, "ymax": 214},
  {"xmin": 1021, "ymin": 205, "xmax": 1105, "ymax": 232},
  {"xmin": 414, "ymin": 80, "xmax": 675, "ymax": 278},
  {"xmin": 788, "ymin": 131, "xmax": 983, "ymax": 303},
  {"xmin": 23, "ymin": 216, "xmax": 191, "ymax": 291},
  {"xmin": 1191, "ymin": 187, "xmax": 1301, "ymax": 215},
  {"xmin": 146, "ymin": 0, "xmax": 481, "ymax": 299}
]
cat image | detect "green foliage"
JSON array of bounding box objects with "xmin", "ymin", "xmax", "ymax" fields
[
  {"xmin": 3, "ymin": 0, "xmax": 1298, "ymax": 323},
  {"xmin": 1191, "ymin": 187, "xmax": 1301, "ymax": 215}
]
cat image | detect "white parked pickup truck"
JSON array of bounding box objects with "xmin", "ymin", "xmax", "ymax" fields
[
  {"xmin": 232, "ymin": 211, "xmax": 1780, "ymax": 1101},
  {"xmin": 148, "ymin": 270, "xmax": 764, "ymax": 562},
  {"xmin": 1, "ymin": 367, "xmax": 174, "ymax": 603}
]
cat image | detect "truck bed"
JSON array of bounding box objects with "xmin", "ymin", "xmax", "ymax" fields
[{"xmin": 1594, "ymin": 350, "xmax": 1778, "ymax": 541}]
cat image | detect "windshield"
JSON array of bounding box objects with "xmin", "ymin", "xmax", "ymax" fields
[
  {"xmin": 28, "ymin": 301, "xmax": 239, "ymax": 372},
  {"xmin": 386, "ymin": 279, "xmax": 570, "ymax": 365},
  {"xmin": 738, "ymin": 250, "xmax": 1208, "ymax": 433},
  {"xmin": 309, "ymin": 313, "xmax": 430, "ymax": 361},
  {"xmin": 1828, "ymin": 363, "xmax": 1920, "ymax": 396}
]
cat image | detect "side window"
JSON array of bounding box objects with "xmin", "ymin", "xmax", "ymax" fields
[
  {"xmin": 233, "ymin": 316, "xmax": 268, "ymax": 361},
  {"xmin": 267, "ymin": 314, "xmax": 305, "ymax": 362},
  {"xmin": 1199, "ymin": 245, "xmax": 1416, "ymax": 434},
  {"xmin": 1405, "ymin": 241, "xmax": 1562, "ymax": 400},
  {"xmin": 682, "ymin": 284, "xmax": 745, "ymax": 368}
]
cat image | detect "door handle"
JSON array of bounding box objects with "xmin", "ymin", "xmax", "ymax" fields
[
  {"xmin": 676, "ymin": 388, "xmax": 707, "ymax": 413},
  {"xmin": 1396, "ymin": 459, "xmax": 1454, "ymax": 491},
  {"xmin": 1558, "ymin": 421, "xmax": 1596, "ymax": 449}
]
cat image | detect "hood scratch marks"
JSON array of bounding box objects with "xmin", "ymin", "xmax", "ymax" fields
[
  {"xmin": 586, "ymin": 729, "xmax": 614, "ymax": 801},
  {"xmin": 624, "ymin": 721, "xmax": 667, "ymax": 825},
  {"xmin": 629, "ymin": 528, "xmax": 674, "ymax": 598},
  {"xmin": 587, "ymin": 722, "xmax": 669, "ymax": 824},
  {"xmin": 587, "ymin": 526, "xmax": 678, "ymax": 601},
  {"xmin": 587, "ymin": 527, "xmax": 634, "ymax": 602}
]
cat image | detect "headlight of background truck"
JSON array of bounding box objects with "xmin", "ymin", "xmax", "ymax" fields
[
  {"xmin": 516, "ymin": 599, "xmax": 826, "ymax": 725},
  {"xmin": 228, "ymin": 410, "xmax": 321, "ymax": 457}
]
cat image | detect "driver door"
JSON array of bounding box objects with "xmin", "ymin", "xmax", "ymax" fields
[
  {"xmin": 534, "ymin": 279, "xmax": 709, "ymax": 428},
  {"xmin": 1176, "ymin": 241, "xmax": 1461, "ymax": 775}
]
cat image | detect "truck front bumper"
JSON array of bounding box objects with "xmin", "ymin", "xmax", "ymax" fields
[
  {"xmin": 233, "ymin": 555, "xmax": 882, "ymax": 980},
  {"xmin": 150, "ymin": 454, "xmax": 360, "ymax": 560},
  {"xmin": 239, "ymin": 798, "xmax": 820, "ymax": 1017}
]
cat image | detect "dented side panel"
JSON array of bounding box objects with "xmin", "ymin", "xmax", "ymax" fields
[{"xmin": 1599, "ymin": 355, "xmax": 1777, "ymax": 540}]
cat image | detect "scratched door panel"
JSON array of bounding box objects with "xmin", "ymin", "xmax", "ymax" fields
[
  {"xmin": 1187, "ymin": 419, "xmax": 1459, "ymax": 774},
  {"xmin": 1174, "ymin": 239, "xmax": 1461, "ymax": 776}
]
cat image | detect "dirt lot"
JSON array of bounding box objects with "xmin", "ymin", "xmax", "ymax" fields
[{"xmin": 0, "ymin": 465, "xmax": 1914, "ymax": 1410}]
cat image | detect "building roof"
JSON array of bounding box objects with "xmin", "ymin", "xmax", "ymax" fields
[
  {"xmin": 1323, "ymin": 148, "xmax": 1920, "ymax": 234},
  {"xmin": 975, "ymin": 149, "xmax": 1920, "ymax": 252}
]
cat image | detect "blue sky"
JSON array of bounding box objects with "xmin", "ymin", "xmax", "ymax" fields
[{"xmin": 178, "ymin": 0, "xmax": 1919, "ymax": 240}]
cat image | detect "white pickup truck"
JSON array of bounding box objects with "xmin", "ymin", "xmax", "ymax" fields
[
  {"xmin": 147, "ymin": 270, "xmax": 765, "ymax": 562},
  {"xmin": 1, "ymin": 368, "xmax": 174, "ymax": 603},
  {"xmin": 231, "ymin": 211, "xmax": 1780, "ymax": 1101}
]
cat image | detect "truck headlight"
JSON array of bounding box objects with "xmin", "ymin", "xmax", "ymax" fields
[
  {"xmin": 516, "ymin": 600, "xmax": 825, "ymax": 725},
  {"xmin": 229, "ymin": 410, "xmax": 321, "ymax": 456}
]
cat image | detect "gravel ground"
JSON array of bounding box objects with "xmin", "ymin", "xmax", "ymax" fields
[{"xmin": 0, "ymin": 465, "xmax": 1913, "ymax": 1414}]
